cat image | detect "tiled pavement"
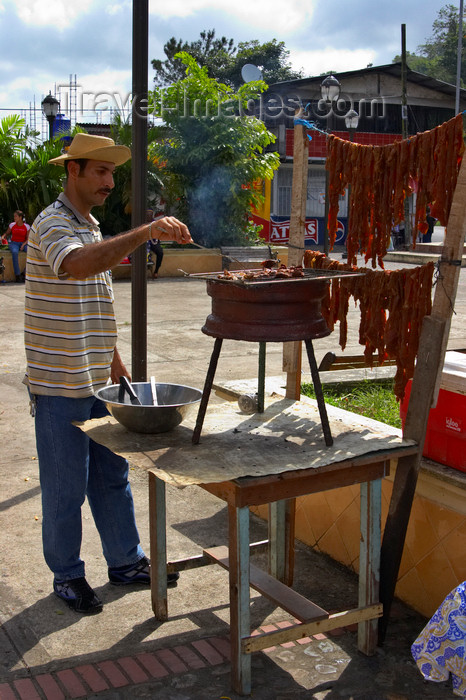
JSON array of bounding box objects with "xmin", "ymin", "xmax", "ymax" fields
[{"xmin": 0, "ymin": 612, "xmax": 454, "ymax": 700}]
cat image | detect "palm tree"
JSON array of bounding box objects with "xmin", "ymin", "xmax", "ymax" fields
[
  {"xmin": 0, "ymin": 114, "xmax": 28, "ymax": 159},
  {"xmin": 0, "ymin": 115, "xmax": 64, "ymax": 228}
]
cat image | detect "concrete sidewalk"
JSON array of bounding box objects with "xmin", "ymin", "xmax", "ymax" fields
[{"xmin": 0, "ymin": 262, "xmax": 464, "ymax": 699}]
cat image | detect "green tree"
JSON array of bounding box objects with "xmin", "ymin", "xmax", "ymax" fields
[
  {"xmin": 419, "ymin": 3, "xmax": 465, "ymax": 84},
  {"xmin": 0, "ymin": 116, "xmax": 65, "ymax": 229},
  {"xmin": 152, "ymin": 29, "xmax": 236, "ymax": 86},
  {"xmin": 0, "ymin": 114, "xmax": 165, "ymax": 238},
  {"xmin": 0, "ymin": 114, "xmax": 29, "ymax": 160},
  {"xmin": 219, "ymin": 39, "xmax": 303, "ymax": 88},
  {"xmin": 149, "ymin": 53, "xmax": 280, "ymax": 247},
  {"xmin": 152, "ymin": 29, "xmax": 302, "ymax": 89},
  {"xmin": 391, "ymin": 50, "xmax": 435, "ymax": 76},
  {"xmin": 393, "ymin": 4, "xmax": 465, "ymax": 85}
]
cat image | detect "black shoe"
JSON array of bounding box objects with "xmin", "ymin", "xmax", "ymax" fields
[
  {"xmin": 53, "ymin": 577, "xmax": 103, "ymax": 614},
  {"xmin": 108, "ymin": 556, "xmax": 179, "ymax": 587}
]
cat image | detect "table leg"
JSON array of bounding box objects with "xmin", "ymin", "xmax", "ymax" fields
[
  {"xmin": 358, "ymin": 478, "xmax": 381, "ymax": 654},
  {"xmin": 268, "ymin": 499, "xmax": 296, "ymax": 586},
  {"xmin": 149, "ymin": 472, "xmax": 168, "ymax": 620},
  {"xmin": 192, "ymin": 337, "xmax": 223, "ymax": 444},
  {"xmin": 229, "ymin": 503, "xmax": 251, "ymax": 696}
]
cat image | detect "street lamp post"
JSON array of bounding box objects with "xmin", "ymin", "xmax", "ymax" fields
[
  {"xmin": 41, "ymin": 92, "xmax": 59, "ymax": 140},
  {"xmin": 321, "ymin": 75, "xmax": 341, "ymax": 255},
  {"xmin": 342, "ymin": 109, "xmax": 359, "ymax": 259},
  {"xmin": 320, "ymin": 74, "xmax": 341, "ymax": 104},
  {"xmin": 345, "ymin": 108, "xmax": 359, "ymax": 141}
]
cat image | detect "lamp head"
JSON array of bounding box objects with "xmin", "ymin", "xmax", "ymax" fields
[
  {"xmin": 41, "ymin": 92, "xmax": 60, "ymax": 119},
  {"xmin": 345, "ymin": 108, "xmax": 359, "ymax": 130},
  {"xmin": 320, "ymin": 75, "xmax": 341, "ymax": 103}
]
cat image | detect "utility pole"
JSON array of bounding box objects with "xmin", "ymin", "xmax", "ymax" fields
[
  {"xmin": 401, "ymin": 24, "xmax": 411, "ymax": 247},
  {"xmin": 131, "ymin": 0, "xmax": 149, "ymax": 381},
  {"xmin": 456, "ymin": 0, "xmax": 464, "ymax": 114}
]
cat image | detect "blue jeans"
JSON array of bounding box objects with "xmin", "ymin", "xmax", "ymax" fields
[
  {"xmin": 9, "ymin": 240, "xmax": 26, "ymax": 276},
  {"xmin": 34, "ymin": 394, "xmax": 145, "ymax": 580}
]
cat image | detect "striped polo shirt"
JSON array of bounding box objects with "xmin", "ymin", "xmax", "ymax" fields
[{"xmin": 24, "ymin": 192, "xmax": 117, "ymax": 398}]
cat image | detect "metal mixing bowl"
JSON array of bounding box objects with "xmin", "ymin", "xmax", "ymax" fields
[{"xmin": 95, "ymin": 382, "xmax": 202, "ymax": 434}]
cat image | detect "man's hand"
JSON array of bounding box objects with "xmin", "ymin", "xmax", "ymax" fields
[
  {"xmin": 61, "ymin": 217, "xmax": 192, "ymax": 280},
  {"xmin": 110, "ymin": 347, "xmax": 130, "ymax": 385},
  {"xmin": 149, "ymin": 217, "xmax": 193, "ymax": 246}
]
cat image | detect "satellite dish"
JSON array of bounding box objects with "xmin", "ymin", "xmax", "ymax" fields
[{"xmin": 241, "ymin": 64, "xmax": 263, "ymax": 83}]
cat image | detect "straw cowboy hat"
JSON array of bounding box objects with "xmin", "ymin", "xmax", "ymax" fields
[{"xmin": 49, "ymin": 133, "xmax": 131, "ymax": 167}]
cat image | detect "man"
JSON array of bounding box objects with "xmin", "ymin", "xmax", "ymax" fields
[
  {"xmin": 24, "ymin": 133, "xmax": 192, "ymax": 614},
  {"xmin": 146, "ymin": 209, "xmax": 164, "ymax": 279}
]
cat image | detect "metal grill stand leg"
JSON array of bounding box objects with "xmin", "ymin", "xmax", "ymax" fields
[
  {"xmin": 192, "ymin": 337, "xmax": 223, "ymax": 444},
  {"xmin": 257, "ymin": 342, "xmax": 266, "ymax": 413},
  {"xmin": 304, "ymin": 338, "xmax": 333, "ymax": 446}
]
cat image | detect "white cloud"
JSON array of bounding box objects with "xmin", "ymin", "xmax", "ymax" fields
[
  {"xmin": 150, "ymin": 0, "xmax": 315, "ymax": 33},
  {"xmin": 56, "ymin": 69, "xmax": 133, "ymax": 119},
  {"xmin": 105, "ymin": 1, "xmax": 130, "ymax": 16},
  {"xmin": 289, "ymin": 48, "xmax": 376, "ymax": 77},
  {"xmin": 14, "ymin": 0, "xmax": 93, "ymax": 28}
]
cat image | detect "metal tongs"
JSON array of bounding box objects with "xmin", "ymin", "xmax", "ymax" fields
[{"xmin": 118, "ymin": 376, "xmax": 142, "ymax": 405}]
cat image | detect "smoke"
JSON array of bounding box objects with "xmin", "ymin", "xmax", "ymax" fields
[{"xmin": 188, "ymin": 166, "xmax": 246, "ymax": 247}]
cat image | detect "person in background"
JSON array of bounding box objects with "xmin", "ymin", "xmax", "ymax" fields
[
  {"xmin": 146, "ymin": 208, "xmax": 164, "ymax": 279},
  {"xmin": 423, "ymin": 206, "xmax": 437, "ymax": 244},
  {"xmin": 4, "ymin": 210, "xmax": 30, "ymax": 282},
  {"xmin": 25, "ymin": 133, "xmax": 192, "ymax": 614}
]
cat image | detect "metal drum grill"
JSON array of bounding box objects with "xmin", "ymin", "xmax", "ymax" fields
[{"xmin": 187, "ymin": 268, "xmax": 363, "ymax": 445}]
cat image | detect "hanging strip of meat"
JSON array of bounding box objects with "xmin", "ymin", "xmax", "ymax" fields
[
  {"xmin": 303, "ymin": 252, "xmax": 435, "ymax": 400},
  {"xmin": 325, "ymin": 113, "xmax": 464, "ymax": 267}
]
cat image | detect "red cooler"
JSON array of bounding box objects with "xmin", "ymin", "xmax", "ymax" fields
[{"xmin": 400, "ymin": 351, "xmax": 466, "ymax": 473}]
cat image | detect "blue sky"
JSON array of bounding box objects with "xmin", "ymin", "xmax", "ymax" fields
[{"xmin": 0, "ymin": 0, "xmax": 453, "ymax": 127}]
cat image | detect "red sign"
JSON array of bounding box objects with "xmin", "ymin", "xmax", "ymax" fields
[{"xmin": 270, "ymin": 219, "xmax": 319, "ymax": 244}]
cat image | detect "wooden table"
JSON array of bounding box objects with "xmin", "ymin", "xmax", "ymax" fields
[{"xmin": 148, "ymin": 441, "xmax": 418, "ymax": 695}]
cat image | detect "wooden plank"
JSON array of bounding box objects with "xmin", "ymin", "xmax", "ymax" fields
[
  {"xmin": 268, "ymin": 499, "xmax": 296, "ymax": 586},
  {"xmin": 149, "ymin": 472, "xmax": 168, "ymax": 619},
  {"xmin": 242, "ymin": 604, "xmax": 382, "ymax": 654},
  {"xmin": 319, "ymin": 351, "xmax": 397, "ymax": 372},
  {"xmin": 202, "ymin": 457, "xmax": 394, "ymax": 508},
  {"xmin": 167, "ymin": 540, "xmax": 269, "ymax": 572},
  {"xmin": 268, "ymin": 498, "xmax": 296, "ymax": 586},
  {"xmin": 287, "ymin": 119, "xmax": 308, "ymax": 268},
  {"xmin": 358, "ymin": 479, "xmax": 381, "ymax": 655},
  {"xmin": 228, "ymin": 505, "xmax": 251, "ymax": 696},
  {"xmin": 379, "ymin": 149, "xmax": 466, "ymax": 643},
  {"xmin": 204, "ymin": 545, "xmax": 329, "ymax": 623},
  {"xmin": 284, "ymin": 117, "xmax": 308, "ymax": 400},
  {"xmin": 268, "ymin": 500, "xmax": 286, "ymax": 581},
  {"xmin": 284, "ymin": 339, "xmax": 302, "ymax": 400}
]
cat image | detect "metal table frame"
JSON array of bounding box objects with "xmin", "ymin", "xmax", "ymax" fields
[{"xmin": 148, "ymin": 443, "xmax": 417, "ymax": 696}]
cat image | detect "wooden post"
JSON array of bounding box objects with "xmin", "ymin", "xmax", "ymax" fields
[
  {"xmin": 229, "ymin": 504, "xmax": 251, "ymax": 695},
  {"xmin": 358, "ymin": 478, "xmax": 382, "ymax": 655},
  {"xmin": 149, "ymin": 472, "xmax": 168, "ymax": 619},
  {"xmin": 284, "ymin": 118, "xmax": 308, "ymax": 399},
  {"xmin": 268, "ymin": 499, "xmax": 296, "ymax": 586},
  {"xmin": 379, "ymin": 151, "xmax": 466, "ymax": 643}
]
